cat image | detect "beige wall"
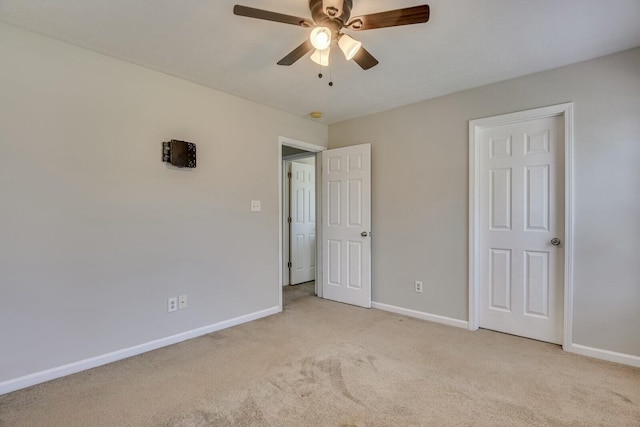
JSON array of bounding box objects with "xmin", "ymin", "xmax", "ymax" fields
[
  {"xmin": 0, "ymin": 23, "xmax": 327, "ymax": 384},
  {"xmin": 329, "ymin": 47, "xmax": 640, "ymax": 358}
]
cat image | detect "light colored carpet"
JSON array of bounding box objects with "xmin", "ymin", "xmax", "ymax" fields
[{"xmin": 1, "ymin": 282, "xmax": 638, "ymax": 426}]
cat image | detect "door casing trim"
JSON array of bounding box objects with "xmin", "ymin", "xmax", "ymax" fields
[{"xmin": 468, "ymin": 102, "xmax": 574, "ymax": 350}]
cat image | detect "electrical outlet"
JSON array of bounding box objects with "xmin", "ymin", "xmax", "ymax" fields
[
  {"xmin": 414, "ymin": 280, "xmax": 423, "ymax": 293},
  {"xmin": 168, "ymin": 297, "xmax": 178, "ymax": 312},
  {"xmin": 251, "ymin": 200, "xmax": 261, "ymax": 212},
  {"xmin": 178, "ymin": 294, "xmax": 188, "ymax": 310}
]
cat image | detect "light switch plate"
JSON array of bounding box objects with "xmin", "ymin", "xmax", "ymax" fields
[{"xmin": 251, "ymin": 200, "xmax": 261, "ymax": 212}]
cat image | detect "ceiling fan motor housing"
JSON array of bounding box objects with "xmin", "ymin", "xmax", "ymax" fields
[{"xmin": 310, "ymin": 0, "xmax": 353, "ymax": 34}]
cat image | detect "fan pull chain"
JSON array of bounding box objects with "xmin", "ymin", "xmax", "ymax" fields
[
  {"xmin": 314, "ymin": 49, "xmax": 333, "ymax": 87},
  {"xmin": 329, "ymin": 63, "xmax": 333, "ymax": 87},
  {"xmin": 317, "ymin": 50, "xmax": 324, "ymax": 79}
]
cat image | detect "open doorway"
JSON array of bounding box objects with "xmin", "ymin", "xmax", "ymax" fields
[
  {"xmin": 278, "ymin": 138, "xmax": 372, "ymax": 311},
  {"xmin": 278, "ymin": 137, "xmax": 325, "ymax": 311},
  {"xmin": 283, "ymin": 153, "xmax": 316, "ymax": 286}
]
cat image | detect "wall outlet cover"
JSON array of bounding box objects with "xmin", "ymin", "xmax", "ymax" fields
[
  {"xmin": 415, "ymin": 281, "xmax": 423, "ymax": 293},
  {"xmin": 178, "ymin": 294, "xmax": 188, "ymax": 310}
]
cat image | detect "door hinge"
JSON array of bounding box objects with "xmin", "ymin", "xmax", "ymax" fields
[
  {"xmin": 287, "ymin": 216, "xmax": 292, "ymax": 223},
  {"xmin": 287, "ymin": 262, "xmax": 292, "ymax": 268},
  {"xmin": 287, "ymin": 172, "xmax": 292, "ymax": 178}
]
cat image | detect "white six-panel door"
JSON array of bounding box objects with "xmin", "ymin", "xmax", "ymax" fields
[
  {"xmin": 290, "ymin": 161, "xmax": 316, "ymax": 284},
  {"xmin": 479, "ymin": 116, "xmax": 564, "ymax": 344},
  {"xmin": 322, "ymin": 144, "xmax": 371, "ymax": 308}
]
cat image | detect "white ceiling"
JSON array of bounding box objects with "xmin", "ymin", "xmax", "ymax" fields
[{"xmin": 1, "ymin": 0, "xmax": 639, "ymax": 124}]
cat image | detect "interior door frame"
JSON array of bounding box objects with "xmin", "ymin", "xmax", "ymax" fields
[
  {"xmin": 278, "ymin": 136, "xmax": 326, "ymax": 311},
  {"xmin": 284, "ymin": 157, "xmax": 316, "ymax": 285},
  {"xmin": 468, "ymin": 102, "xmax": 574, "ymax": 349}
]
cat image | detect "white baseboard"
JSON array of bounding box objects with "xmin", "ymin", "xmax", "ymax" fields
[
  {"xmin": 372, "ymin": 302, "xmax": 469, "ymax": 329},
  {"xmin": 564, "ymin": 342, "xmax": 640, "ymax": 368},
  {"xmin": 0, "ymin": 306, "xmax": 280, "ymax": 396},
  {"xmin": 373, "ymin": 302, "xmax": 640, "ymax": 368}
]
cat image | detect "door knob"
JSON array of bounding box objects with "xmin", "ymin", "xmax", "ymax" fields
[
  {"xmin": 361, "ymin": 231, "xmax": 369, "ymax": 237},
  {"xmin": 550, "ymin": 238, "xmax": 561, "ymax": 246}
]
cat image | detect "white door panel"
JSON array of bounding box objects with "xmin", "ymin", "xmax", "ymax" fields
[
  {"xmin": 479, "ymin": 116, "xmax": 564, "ymax": 344},
  {"xmin": 290, "ymin": 162, "xmax": 316, "ymax": 284},
  {"xmin": 322, "ymin": 144, "xmax": 371, "ymax": 308}
]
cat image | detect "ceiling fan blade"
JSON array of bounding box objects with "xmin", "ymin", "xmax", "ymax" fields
[
  {"xmin": 233, "ymin": 5, "xmax": 314, "ymax": 27},
  {"xmin": 352, "ymin": 46, "xmax": 379, "ymax": 70},
  {"xmin": 277, "ymin": 40, "xmax": 315, "ymax": 66},
  {"xmin": 347, "ymin": 5, "xmax": 430, "ymax": 31}
]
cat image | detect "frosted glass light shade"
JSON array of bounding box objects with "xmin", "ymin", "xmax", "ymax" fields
[
  {"xmin": 310, "ymin": 48, "xmax": 330, "ymax": 66},
  {"xmin": 310, "ymin": 27, "xmax": 332, "ymax": 50},
  {"xmin": 338, "ymin": 34, "xmax": 362, "ymax": 60}
]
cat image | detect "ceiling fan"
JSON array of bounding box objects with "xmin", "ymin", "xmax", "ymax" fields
[{"xmin": 233, "ymin": 0, "xmax": 430, "ymax": 71}]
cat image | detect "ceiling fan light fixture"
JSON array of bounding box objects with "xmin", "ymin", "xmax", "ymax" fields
[
  {"xmin": 310, "ymin": 47, "xmax": 330, "ymax": 66},
  {"xmin": 310, "ymin": 26, "xmax": 332, "ymax": 50},
  {"xmin": 338, "ymin": 34, "xmax": 362, "ymax": 61}
]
